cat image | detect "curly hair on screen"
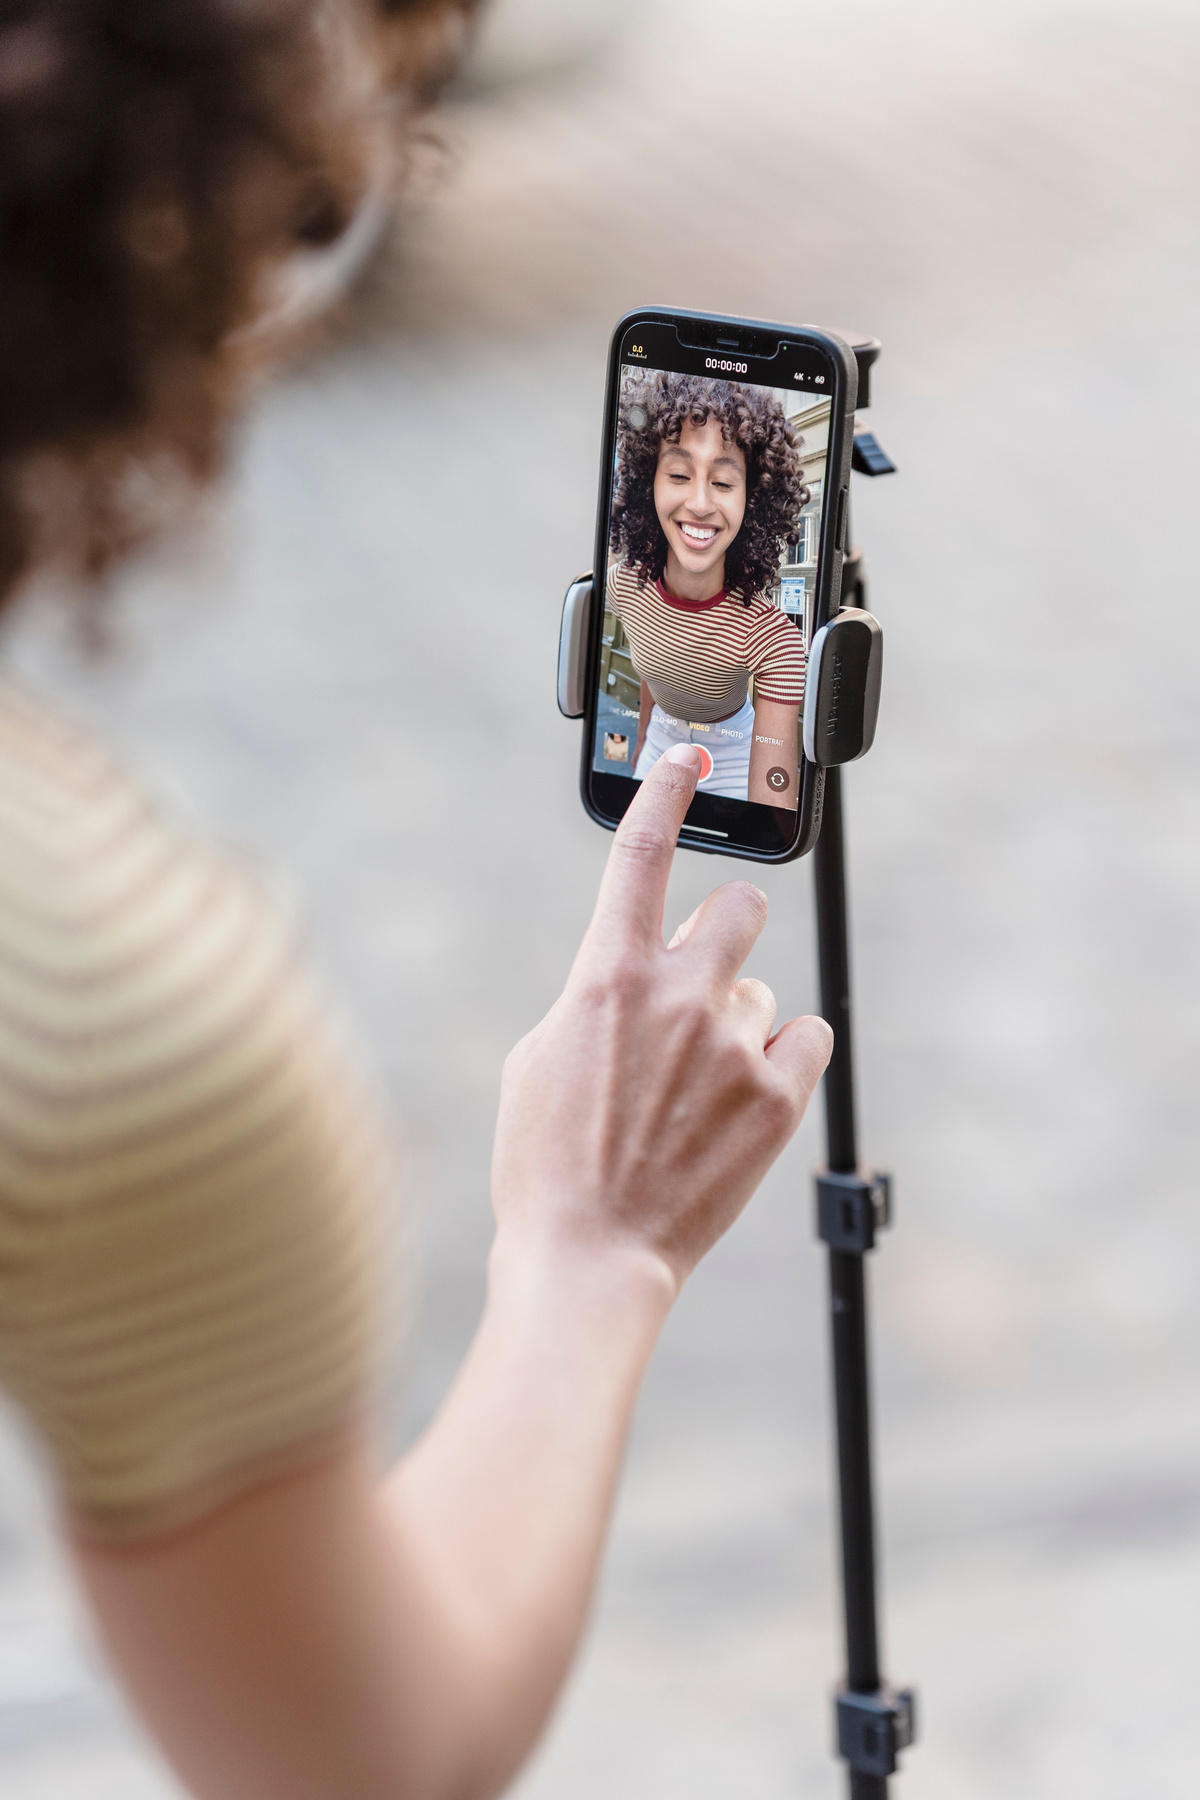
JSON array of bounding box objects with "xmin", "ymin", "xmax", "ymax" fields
[
  {"xmin": 0, "ymin": 0, "xmax": 475, "ymax": 609},
  {"xmin": 609, "ymin": 371, "xmax": 810, "ymax": 605}
]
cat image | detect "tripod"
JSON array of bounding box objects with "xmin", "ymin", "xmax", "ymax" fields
[
  {"xmin": 812, "ymin": 337, "xmax": 914, "ymax": 1796},
  {"xmin": 555, "ymin": 329, "xmax": 916, "ymax": 1793}
]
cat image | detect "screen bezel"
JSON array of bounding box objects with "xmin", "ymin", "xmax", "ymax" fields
[{"xmin": 580, "ymin": 307, "xmax": 858, "ymax": 863}]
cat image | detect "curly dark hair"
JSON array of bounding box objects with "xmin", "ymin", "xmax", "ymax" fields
[
  {"xmin": 608, "ymin": 370, "xmax": 810, "ymax": 605},
  {"xmin": 0, "ymin": 0, "xmax": 477, "ymax": 609}
]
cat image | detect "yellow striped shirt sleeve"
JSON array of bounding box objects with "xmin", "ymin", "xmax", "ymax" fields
[{"xmin": 0, "ymin": 682, "xmax": 386, "ymax": 1536}]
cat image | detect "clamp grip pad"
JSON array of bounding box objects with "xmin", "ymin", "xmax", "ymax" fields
[
  {"xmin": 802, "ymin": 607, "xmax": 883, "ymax": 768},
  {"xmin": 557, "ymin": 574, "xmax": 594, "ymax": 719}
]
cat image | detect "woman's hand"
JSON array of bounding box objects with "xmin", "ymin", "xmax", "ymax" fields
[{"xmin": 492, "ymin": 743, "xmax": 832, "ymax": 1294}]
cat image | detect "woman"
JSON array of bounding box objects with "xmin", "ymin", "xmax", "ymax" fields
[
  {"xmin": 0, "ymin": 6, "xmax": 832, "ymax": 1798},
  {"xmin": 608, "ymin": 370, "xmax": 810, "ymax": 806}
]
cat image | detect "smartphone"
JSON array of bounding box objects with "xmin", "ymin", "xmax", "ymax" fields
[{"xmin": 580, "ymin": 307, "xmax": 858, "ymax": 862}]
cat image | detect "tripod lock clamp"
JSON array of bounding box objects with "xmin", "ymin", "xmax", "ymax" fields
[
  {"xmin": 816, "ymin": 1167, "xmax": 892, "ymax": 1255},
  {"xmin": 558, "ymin": 575, "xmax": 884, "ymax": 777},
  {"xmin": 836, "ymin": 1682, "xmax": 917, "ymax": 1779}
]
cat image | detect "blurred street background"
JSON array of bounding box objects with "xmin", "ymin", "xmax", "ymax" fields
[{"xmin": 2, "ymin": 0, "xmax": 1199, "ymax": 1793}]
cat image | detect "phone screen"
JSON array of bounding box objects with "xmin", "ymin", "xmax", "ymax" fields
[{"xmin": 588, "ymin": 319, "xmax": 840, "ymax": 857}]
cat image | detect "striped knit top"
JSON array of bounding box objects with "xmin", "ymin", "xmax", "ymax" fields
[
  {"xmin": 607, "ymin": 561, "xmax": 806, "ymax": 724},
  {"xmin": 0, "ymin": 679, "xmax": 385, "ymax": 1537}
]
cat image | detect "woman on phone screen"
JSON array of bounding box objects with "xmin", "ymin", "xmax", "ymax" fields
[{"xmin": 608, "ymin": 371, "xmax": 810, "ymax": 807}]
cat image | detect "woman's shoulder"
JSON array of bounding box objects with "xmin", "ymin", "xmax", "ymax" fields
[
  {"xmin": 0, "ymin": 678, "xmax": 388, "ymax": 1533},
  {"xmin": 0, "ymin": 677, "xmax": 291, "ymax": 1005},
  {"xmin": 739, "ymin": 592, "xmax": 799, "ymax": 634},
  {"xmin": 0, "ymin": 676, "xmax": 141, "ymax": 844},
  {"xmin": 606, "ymin": 560, "xmax": 651, "ymax": 602},
  {"xmin": 0, "ymin": 677, "xmax": 399, "ymax": 1258},
  {"xmin": 730, "ymin": 585, "xmax": 777, "ymax": 614}
]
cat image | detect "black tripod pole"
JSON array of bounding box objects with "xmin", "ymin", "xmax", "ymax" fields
[
  {"xmin": 812, "ymin": 771, "xmax": 915, "ymax": 1792},
  {"xmin": 814, "ymin": 768, "xmax": 885, "ymax": 1799},
  {"xmin": 807, "ymin": 341, "xmax": 915, "ymax": 1793},
  {"xmin": 815, "ymin": 768, "xmax": 859, "ymax": 1181}
]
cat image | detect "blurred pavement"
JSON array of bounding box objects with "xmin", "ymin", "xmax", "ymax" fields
[{"xmin": 1, "ymin": 0, "xmax": 1199, "ymax": 1794}]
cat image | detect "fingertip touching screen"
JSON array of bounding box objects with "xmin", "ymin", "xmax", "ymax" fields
[{"xmin": 588, "ymin": 318, "xmax": 839, "ymax": 858}]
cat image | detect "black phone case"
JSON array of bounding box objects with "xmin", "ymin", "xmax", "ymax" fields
[{"xmin": 579, "ymin": 306, "xmax": 858, "ymax": 863}]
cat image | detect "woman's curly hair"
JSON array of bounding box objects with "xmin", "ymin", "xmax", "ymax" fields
[
  {"xmin": 0, "ymin": 0, "xmax": 476, "ymax": 609},
  {"xmin": 609, "ymin": 370, "xmax": 810, "ymax": 605}
]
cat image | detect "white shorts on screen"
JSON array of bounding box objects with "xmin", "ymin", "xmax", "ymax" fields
[{"xmin": 633, "ymin": 698, "xmax": 754, "ymax": 800}]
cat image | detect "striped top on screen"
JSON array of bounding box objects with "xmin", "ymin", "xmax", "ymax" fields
[
  {"xmin": 0, "ymin": 680, "xmax": 387, "ymax": 1537},
  {"xmin": 607, "ymin": 561, "xmax": 806, "ymax": 724}
]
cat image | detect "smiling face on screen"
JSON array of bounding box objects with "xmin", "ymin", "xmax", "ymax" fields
[{"xmin": 653, "ymin": 419, "xmax": 747, "ymax": 601}]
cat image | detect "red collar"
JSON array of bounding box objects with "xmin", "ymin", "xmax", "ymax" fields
[{"xmin": 654, "ymin": 576, "xmax": 728, "ymax": 613}]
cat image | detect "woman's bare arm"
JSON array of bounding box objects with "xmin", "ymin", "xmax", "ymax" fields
[
  {"xmin": 73, "ymin": 747, "xmax": 831, "ymax": 1800},
  {"xmin": 74, "ymin": 1259, "xmax": 669, "ymax": 1800},
  {"xmin": 748, "ymin": 697, "xmax": 800, "ymax": 806}
]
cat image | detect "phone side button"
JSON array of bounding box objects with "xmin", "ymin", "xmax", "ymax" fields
[{"xmin": 835, "ymin": 485, "xmax": 849, "ymax": 551}]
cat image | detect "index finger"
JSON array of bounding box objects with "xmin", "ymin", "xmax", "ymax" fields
[{"xmin": 587, "ymin": 746, "xmax": 702, "ymax": 952}]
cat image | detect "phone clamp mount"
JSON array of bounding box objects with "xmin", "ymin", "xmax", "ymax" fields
[{"xmin": 558, "ymin": 332, "xmax": 914, "ymax": 1797}]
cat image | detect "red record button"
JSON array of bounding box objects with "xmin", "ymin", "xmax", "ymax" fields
[{"xmin": 693, "ymin": 744, "xmax": 715, "ymax": 782}]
